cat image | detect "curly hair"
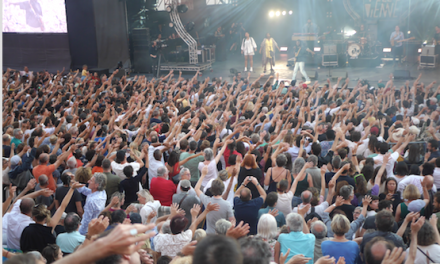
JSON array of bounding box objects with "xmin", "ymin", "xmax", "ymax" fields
[{"xmin": 75, "ymin": 167, "xmax": 92, "ymax": 184}]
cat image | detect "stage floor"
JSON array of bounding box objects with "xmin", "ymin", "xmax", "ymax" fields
[{"xmin": 142, "ymin": 53, "xmax": 440, "ymax": 88}]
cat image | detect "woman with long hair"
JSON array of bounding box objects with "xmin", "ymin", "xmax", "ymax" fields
[
  {"xmin": 166, "ymin": 150, "xmax": 203, "ymax": 183},
  {"xmin": 237, "ymin": 154, "xmax": 264, "ymax": 198},
  {"xmin": 256, "ymin": 214, "xmax": 278, "ymax": 262},
  {"xmin": 393, "ymin": 161, "xmax": 409, "ymax": 184},
  {"xmin": 259, "ymin": 33, "xmax": 280, "ymax": 73},
  {"xmin": 264, "ymin": 152, "xmax": 291, "ymax": 194},
  {"xmin": 378, "ymin": 177, "xmax": 401, "ymax": 214},
  {"xmin": 241, "ymin": 32, "xmax": 257, "ymax": 72},
  {"xmin": 42, "ymin": 244, "xmax": 63, "ymax": 264},
  {"xmin": 404, "ymin": 144, "xmax": 423, "ymax": 168}
]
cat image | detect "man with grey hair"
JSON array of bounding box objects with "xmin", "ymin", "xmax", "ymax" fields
[
  {"xmin": 277, "ymin": 212, "xmax": 315, "ymax": 264},
  {"xmin": 35, "ymin": 174, "xmax": 54, "ymax": 209},
  {"xmin": 215, "ymin": 219, "xmax": 232, "ymax": 235},
  {"xmin": 173, "ymin": 177, "xmax": 200, "ymax": 228},
  {"xmin": 102, "ymin": 158, "xmax": 121, "ymax": 203},
  {"xmin": 176, "ymin": 168, "xmax": 196, "ymax": 196},
  {"xmin": 11, "ymin": 128, "xmax": 23, "ymax": 146},
  {"xmin": 335, "ymin": 185, "xmax": 356, "ymax": 222},
  {"xmin": 64, "ymin": 156, "xmax": 78, "ymax": 175},
  {"xmin": 150, "ymin": 166, "xmax": 176, "ymax": 206},
  {"xmin": 311, "ymin": 221, "xmax": 328, "ymax": 261},
  {"xmin": 77, "ymin": 173, "xmax": 108, "ymax": 235}
]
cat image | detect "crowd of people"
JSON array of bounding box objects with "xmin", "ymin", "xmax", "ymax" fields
[{"xmin": 2, "ymin": 66, "xmax": 440, "ymax": 264}]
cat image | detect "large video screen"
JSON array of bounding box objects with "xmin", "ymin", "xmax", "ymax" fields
[{"xmin": 3, "ymin": 0, "xmax": 68, "ymax": 33}]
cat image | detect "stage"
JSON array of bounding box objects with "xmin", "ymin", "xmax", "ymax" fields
[{"xmin": 138, "ymin": 53, "xmax": 440, "ymax": 89}]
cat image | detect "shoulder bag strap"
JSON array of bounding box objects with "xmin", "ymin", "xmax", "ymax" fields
[
  {"xmin": 417, "ymin": 247, "xmax": 435, "ymax": 263},
  {"xmin": 179, "ymin": 193, "xmax": 189, "ymax": 208}
]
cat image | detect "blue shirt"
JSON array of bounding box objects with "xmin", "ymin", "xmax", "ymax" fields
[
  {"xmin": 321, "ymin": 240, "xmax": 359, "ymax": 264},
  {"xmin": 278, "ymin": 231, "xmax": 315, "ymax": 264},
  {"xmin": 77, "ymin": 187, "xmax": 107, "ymax": 235},
  {"xmin": 390, "ymin": 31, "xmax": 404, "ymax": 47},
  {"xmin": 234, "ymin": 197, "xmax": 264, "ymax": 235},
  {"xmin": 56, "ymin": 231, "xmax": 85, "ymax": 253}
]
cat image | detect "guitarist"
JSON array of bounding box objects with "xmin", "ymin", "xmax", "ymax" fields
[
  {"xmin": 292, "ymin": 40, "xmax": 314, "ymax": 85},
  {"xmin": 390, "ymin": 26, "xmax": 405, "ymax": 66}
]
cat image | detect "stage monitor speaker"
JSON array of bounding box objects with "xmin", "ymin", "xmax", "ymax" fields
[
  {"xmin": 331, "ymin": 71, "xmax": 348, "ymax": 80},
  {"xmin": 323, "ymin": 44, "xmax": 337, "ymax": 54},
  {"xmin": 306, "ymin": 71, "xmax": 318, "ymax": 79},
  {"xmin": 89, "ymin": 68, "xmax": 109, "ymax": 76},
  {"xmin": 393, "ymin": 70, "xmax": 410, "ymax": 79},
  {"xmin": 421, "ymin": 45, "xmax": 435, "ymax": 56},
  {"xmin": 133, "ymin": 51, "xmax": 152, "ymax": 73}
]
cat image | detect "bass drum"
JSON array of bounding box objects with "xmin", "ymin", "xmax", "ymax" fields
[{"xmin": 347, "ymin": 43, "xmax": 361, "ymax": 57}]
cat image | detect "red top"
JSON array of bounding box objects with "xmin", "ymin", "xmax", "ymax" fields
[
  {"xmin": 150, "ymin": 177, "xmax": 176, "ymax": 206},
  {"xmin": 33, "ymin": 164, "xmax": 57, "ymax": 192},
  {"xmin": 167, "ymin": 162, "xmax": 180, "ymax": 178},
  {"xmin": 223, "ymin": 148, "xmax": 242, "ymax": 167}
]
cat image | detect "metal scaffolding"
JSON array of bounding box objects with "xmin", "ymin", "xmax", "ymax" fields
[{"xmin": 168, "ymin": 0, "xmax": 198, "ymax": 64}]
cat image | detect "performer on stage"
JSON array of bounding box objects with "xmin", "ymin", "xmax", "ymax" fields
[
  {"xmin": 292, "ymin": 40, "xmax": 314, "ymax": 85},
  {"xmin": 259, "ymin": 33, "xmax": 279, "ymax": 73},
  {"xmin": 303, "ymin": 19, "xmax": 318, "ymax": 34},
  {"xmin": 390, "ymin": 26, "xmax": 404, "ymax": 66},
  {"xmin": 241, "ymin": 32, "xmax": 257, "ymax": 72},
  {"xmin": 433, "ymin": 25, "xmax": 440, "ymax": 57},
  {"xmin": 149, "ymin": 41, "xmax": 158, "ymax": 73},
  {"xmin": 215, "ymin": 26, "xmax": 226, "ymax": 62}
]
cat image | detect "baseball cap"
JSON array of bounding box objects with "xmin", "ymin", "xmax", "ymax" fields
[
  {"xmin": 370, "ymin": 126, "xmax": 379, "ymax": 136},
  {"xmin": 129, "ymin": 213, "xmax": 142, "ymax": 224},
  {"xmin": 10, "ymin": 155, "xmax": 21, "ymax": 166},
  {"xmin": 408, "ymin": 199, "xmax": 425, "ymax": 213},
  {"xmin": 180, "ymin": 180, "xmax": 191, "ymax": 189}
]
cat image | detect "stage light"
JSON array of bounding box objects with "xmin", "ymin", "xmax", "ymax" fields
[
  {"xmin": 177, "ymin": 4, "xmax": 188, "ymax": 13},
  {"xmin": 166, "ymin": 5, "xmax": 172, "ymax": 13},
  {"xmin": 407, "ymin": 31, "xmax": 411, "ymax": 34},
  {"xmin": 289, "ymin": 10, "xmax": 293, "ymax": 15},
  {"xmin": 280, "ymin": 47, "xmax": 288, "ymax": 51},
  {"xmin": 269, "ymin": 11, "xmax": 274, "ymax": 17},
  {"xmin": 169, "ymin": 22, "xmax": 174, "ymax": 28},
  {"xmin": 383, "ymin": 48, "xmax": 392, "ymax": 53},
  {"xmin": 276, "ymin": 11, "xmax": 280, "ymax": 16},
  {"xmin": 282, "ymin": 11, "xmax": 286, "ymax": 15},
  {"xmin": 418, "ymin": 48, "xmax": 422, "ymax": 53},
  {"xmin": 314, "ymin": 47, "xmax": 321, "ymax": 52}
]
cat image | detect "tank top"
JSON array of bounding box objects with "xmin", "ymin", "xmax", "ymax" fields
[
  {"xmin": 400, "ymin": 201, "xmax": 425, "ymax": 220},
  {"xmin": 267, "ymin": 168, "xmax": 289, "ymax": 193},
  {"xmin": 294, "ymin": 174, "xmax": 310, "ymax": 197}
]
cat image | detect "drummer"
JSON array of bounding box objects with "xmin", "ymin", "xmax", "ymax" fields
[{"xmin": 355, "ymin": 24, "xmax": 367, "ymax": 39}]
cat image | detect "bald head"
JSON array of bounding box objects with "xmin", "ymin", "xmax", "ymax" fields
[
  {"xmin": 364, "ymin": 238, "xmax": 395, "ymax": 264},
  {"xmin": 301, "ymin": 190, "xmax": 312, "ymax": 204},
  {"xmin": 311, "ymin": 221, "xmax": 327, "ymax": 239},
  {"xmin": 3, "ymin": 134, "xmax": 10, "ymax": 143},
  {"xmin": 423, "ymin": 176, "xmax": 434, "ymax": 190},
  {"xmin": 39, "ymin": 153, "xmax": 49, "ymax": 164},
  {"xmin": 240, "ymin": 188, "xmax": 252, "ymax": 202},
  {"xmin": 20, "ymin": 198, "xmax": 35, "ymax": 216}
]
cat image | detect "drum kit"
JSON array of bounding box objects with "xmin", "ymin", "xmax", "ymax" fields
[{"xmin": 346, "ymin": 33, "xmax": 381, "ymax": 58}]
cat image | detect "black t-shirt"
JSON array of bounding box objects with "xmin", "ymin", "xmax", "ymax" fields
[
  {"xmin": 363, "ymin": 215, "xmax": 398, "ymax": 232},
  {"xmin": 119, "ymin": 176, "xmax": 141, "ymax": 207},
  {"xmin": 149, "ymin": 46, "xmax": 158, "ymax": 56},
  {"xmin": 237, "ymin": 167, "xmax": 264, "ymax": 198},
  {"xmin": 294, "ymin": 44, "xmax": 309, "ymax": 62},
  {"xmin": 318, "ymin": 133, "xmax": 328, "ymax": 142},
  {"xmin": 55, "ymin": 186, "xmax": 83, "ymax": 214},
  {"xmin": 334, "ymin": 204, "xmax": 356, "ymax": 222},
  {"xmin": 20, "ymin": 224, "xmax": 56, "ymax": 253},
  {"xmin": 3, "ymin": 145, "xmax": 11, "ymax": 157}
]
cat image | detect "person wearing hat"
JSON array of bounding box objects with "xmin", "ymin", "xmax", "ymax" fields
[
  {"xmin": 8, "ymin": 145, "xmax": 34, "ymax": 188},
  {"xmin": 109, "ymin": 145, "xmax": 147, "ymax": 180},
  {"xmin": 173, "ymin": 179, "xmax": 201, "ymax": 228}
]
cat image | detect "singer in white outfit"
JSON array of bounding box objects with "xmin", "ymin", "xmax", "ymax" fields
[{"xmin": 241, "ymin": 32, "xmax": 257, "ymax": 72}]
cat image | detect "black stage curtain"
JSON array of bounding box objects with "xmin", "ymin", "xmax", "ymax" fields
[
  {"xmin": 3, "ymin": 33, "xmax": 71, "ymax": 73},
  {"xmin": 92, "ymin": 0, "xmax": 130, "ymax": 69},
  {"xmin": 65, "ymin": 0, "xmax": 99, "ymax": 70}
]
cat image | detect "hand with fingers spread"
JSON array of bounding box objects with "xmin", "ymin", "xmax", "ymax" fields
[
  {"xmin": 226, "ymin": 221, "xmax": 250, "ymax": 239},
  {"xmin": 88, "ymin": 215, "xmax": 110, "ymax": 237},
  {"xmin": 268, "ymin": 208, "xmax": 279, "ymax": 217},
  {"xmin": 381, "ymin": 247, "xmax": 406, "ymax": 264}
]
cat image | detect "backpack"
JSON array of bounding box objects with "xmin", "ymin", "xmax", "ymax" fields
[{"xmin": 304, "ymin": 206, "xmax": 323, "ymax": 222}]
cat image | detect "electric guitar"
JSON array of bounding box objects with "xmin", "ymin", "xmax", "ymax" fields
[
  {"xmin": 293, "ymin": 47, "xmax": 301, "ymax": 63},
  {"xmin": 390, "ymin": 36, "xmax": 415, "ymax": 47}
]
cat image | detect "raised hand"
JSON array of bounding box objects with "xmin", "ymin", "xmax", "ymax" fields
[
  {"xmin": 226, "ymin": 221, "xmax": 250, "ymax": 239},
  {"xmin": 381, "ymin": 247, "xmax": 406, "ymax": 264}
]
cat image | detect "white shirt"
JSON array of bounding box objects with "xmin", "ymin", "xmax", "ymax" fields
[
  {"xmin": 397, "ymin": 175, "xmax": 437, "ymax": 199},
  {"xmin": 223, "ymin": 177, "xmax": 238, "ymax": 207},
  {"xmin": 154, "ymin": 230, "xmax": 193, "ymax": 257},
  {"xmin": 276, "ymin": 192, "xmax": 294, "ymax": 219},
  {"xmin": 139, "ymin": 201, "xmax": 161, "ymax": 225},
  {"xmin": 293, "ymin": 201, "xmax": 329, "ymax": 218},
  {"xmin": 407, "ymin": 244, "xmax": 440, "ymax": 264},
  {"xmin": 148, "ymin": 145, "xmax": 165, "ymax": 186},
  {"xmin": 373, "ymin": 151, "xmax": 400, "ymax": 178},
  {"xmin": 198, "ymin": 160, "xmax": 218, "ymax": 187},
  {"xmin": 4, "ymin": 200, "xmax": 35, "ymax": 249},
  {"xmin": 111, "ymin": 161, "xmax": 141, "ymax": 180},
  {"xmin": 433, "ymin": 167, "xmax": 440, "ymax": 188}
]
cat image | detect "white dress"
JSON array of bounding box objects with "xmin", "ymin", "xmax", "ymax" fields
[{"xmin": 241, "ymin": 37, "xmax": 257, "ymax": 56}]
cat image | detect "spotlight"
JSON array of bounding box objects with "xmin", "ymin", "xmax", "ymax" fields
[
  {"xmin": 169, "ymin": 22, "xmax": 174, "ymax": 28},
  {"xmin": 269, "ymin": 11, "xmax": 274, "ymax": 17},
  {"xmin": 383, "ymin": 48, "xmax": 392, "ymax": 53},
  {"xmin": 314, "ymin": 47, "xmax": 321, "ymax": 52},
  {"xmin": 418, "ymin": 48, "xmax": 422, "ymax": 53},
  {"xmin": 280, "ymin": 47, "xmax": 288, "ymax": 51},
  {"xmin": 276, "ymin": 11, "xmax": 280, "ymax": 16},
  {"xmin": 177, "ymin": 4, "xmax": 188, "ymax": 13},
  {"xmin": 166, "ymin": 5, "xmax": 172, "ymax": 13},
  {"xmin": 407, "ymin": 31, "xmax": 411, "ymax": 34},
  {"xmin": 289, "ymin": 10, "xmax": 293, "ymax": 15},
  {"xmin": 282, "ymin": 11, "xmax": 286, "ymax": 16}
]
